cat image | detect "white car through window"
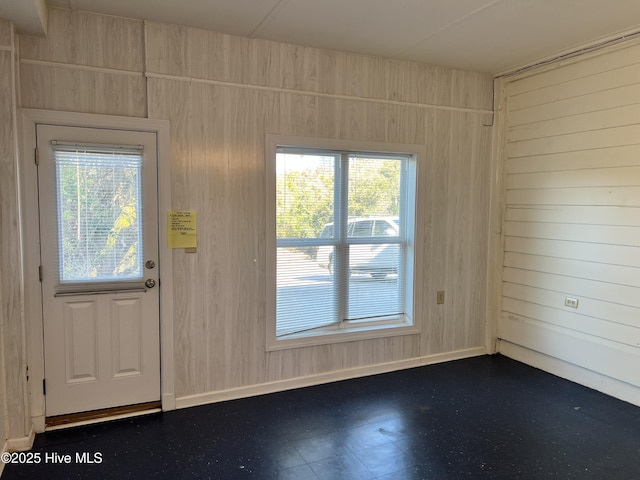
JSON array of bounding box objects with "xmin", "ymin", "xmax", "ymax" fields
[{"xmin": 317, "ymin": 217, "xmax": 399, "ymax": 278}]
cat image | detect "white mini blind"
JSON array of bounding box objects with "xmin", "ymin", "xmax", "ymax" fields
[
  {"xmin": 275, "ymin": 147, "xmax": 410, "ymax": 338},
  {"xmin": 52, "ymin": 142, "xmax": 144, "ymax": 284},
  {"xmin": 276, "ymin": 151, "xmax": 338, "ymax": 336}
]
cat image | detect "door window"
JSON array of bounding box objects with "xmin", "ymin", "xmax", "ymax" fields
[{"xmin": 53, "ymin": 144, "xmax": 144, "ymax": 284}]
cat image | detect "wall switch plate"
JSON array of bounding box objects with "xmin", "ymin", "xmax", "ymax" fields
[
  {"xmin": 564, "ymin": 297, "xmax": 579, "ymax": 308},
  {"xmin": 437, "ymin": 290, "xmax": 445, "ymax": 304}
]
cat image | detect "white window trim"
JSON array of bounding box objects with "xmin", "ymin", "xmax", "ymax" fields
[{"xmin": 265, "ymin": 134, "xmax": 424, "ymax": 351}]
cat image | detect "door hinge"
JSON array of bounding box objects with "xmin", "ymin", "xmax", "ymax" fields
[
  {"xmin": 43, "ymin": 379, "xmax": 46, "ymax": 395},
  {"xmin": 34, "ymin": 147, "xmax": 39, "ymax": 165},
  {"xmin": 39, "ymin": 265, "xmax": 43, "ymax": 282}
]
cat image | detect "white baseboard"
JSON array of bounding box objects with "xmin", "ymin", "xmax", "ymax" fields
[
  {"xmin": 0, "ymin": 422, "xmax": 36, "ymax": 475},
  {"xmin": 0, "ymin": 441, "xmax": 6, "ymax": 476},
  {"xmin": 32, "ymin": 415, "xmax": 45, "ymax": 434},
  {"xmin": 162, "ymin": 393, "xmax": 176, "ymax": 412},
  {"xmin": 176, "ymin": 347, "xmax": 487, "ymax": 410},
  {"xmin": 499, "ymin": 340, "xmax": 640, "ymax": 408},
  {"xmin": 4, "ymin": 425, "xmax": 36, "ymax": 452}
]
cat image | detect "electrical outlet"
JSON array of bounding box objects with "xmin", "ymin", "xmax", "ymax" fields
[
  {"xmin": 564, "ymin": 297, "xmax": 579, "ymax": 309},
  {"xmin": 437, "ymin": 290, "xmax": 445, "ymax": 304}
]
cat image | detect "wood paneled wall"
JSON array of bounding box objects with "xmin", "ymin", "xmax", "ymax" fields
[
  {"xmin": 0, "ymin": 18, "xmax": 10, "ymax": 453},
  {"xmin": 18, "ymin": 9, "xmax": 146, "ymax": 117},
  {"xmin": 499, "ymin": 41, "xmax": 640, "ymax": 393},
  {"xmin": 15, "ymin": 8, "xmax": 493, "ymax": 402},
  {"xmin": 0, "ymin": 18, "xmax": 27, "ymax": 444}
]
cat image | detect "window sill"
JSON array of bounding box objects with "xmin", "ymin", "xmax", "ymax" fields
[{"xmin": 266, "ymin": 320, "xmax": 420, "ymax": 352}]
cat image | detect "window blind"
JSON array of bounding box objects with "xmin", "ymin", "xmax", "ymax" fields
[
  {"xmin": 52, "ymin": 142, "xmax": 144, "ymax": 284},
  {"xmin": 275, "ymin": 148, "xmax": 409, "ymax": 338}
]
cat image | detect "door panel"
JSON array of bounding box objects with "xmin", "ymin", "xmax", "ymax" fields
[
  {"xmin": 37, "ymin": 124, "xmax": 160, "ymax": 417},
  {"xmin": 111, "ymin": 296, "xmax": 143, "ymax": 377},
  {"xmin": 63, "ymin": 300, "xmax": 97, "ymax": 382}
]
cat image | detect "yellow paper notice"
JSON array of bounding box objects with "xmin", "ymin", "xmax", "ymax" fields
[{"xmin": 168, "ymin": 210, "xmax": 197, "ymax": 249}]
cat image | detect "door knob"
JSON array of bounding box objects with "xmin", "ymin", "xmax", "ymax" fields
[{"xmin": 145, "ymin": 279, "xmax": 156, "ymax": 289}]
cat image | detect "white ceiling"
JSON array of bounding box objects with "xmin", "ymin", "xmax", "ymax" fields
[{"xmin": 4, "ymin": 0, "xmax": 640, "ymax": 74}]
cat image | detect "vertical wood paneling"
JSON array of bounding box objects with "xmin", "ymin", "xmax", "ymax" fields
[
  {"xmin": 19, "ymin": 63, "xmax": 146, "ymax": 117},
  {"xmin": 144, "ymin": 21, "xmax": 493, "ymax": 112},
  {"xmin": 148, "ymin": 79, "xmax": 227, "ymax": 394},
  {"xmin": 19, "ymin": 8, "xmax": 144, "ymax": 71},
  {"xmin": 0, "ymin": 20, "xmax": 11, "ymax": 447},
  {"xmin": 419, "ymin": 110, "xmax": 492, "ymax": 355},
  {"xmin": 18, "ymin": 8, "xmax": 146, "ymax": 117},
  {"xmin": 0, "ymin": 22, "xmax": 28, "ymax": 441},
  {"xmin": 17, "ymin": 12, "xmax": 493, "ymax": 401},
  {"xmin": 225, "ymin": 86, "xmax": 270, "ymax": 387},
  {"xmin": 421, "ymin": 109, "xmax": 449, "ymax": 353},
  {"xmin": 0, "ymin": 19, "xmax": 11, "ymax": 46},
  {"xmin": 0, "ymin": 43, "xmax": 12, "ymax": 452},
  {"xmin": 500, "ymin": 40, "xmax": 640, "ymax": 388},
  {"xmin": 146, "ymin": 32, "xmax": 493, "ymax": 395}
]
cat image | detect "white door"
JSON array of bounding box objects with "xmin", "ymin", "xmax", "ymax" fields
[{"xmin": 37, "ymin": 124, "xmax": 161, "ymax": 417}]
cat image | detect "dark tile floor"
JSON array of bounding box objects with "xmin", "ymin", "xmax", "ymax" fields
[{"xmin": 3, "ymin": 354, "xmax": 640, "ymax": 479}]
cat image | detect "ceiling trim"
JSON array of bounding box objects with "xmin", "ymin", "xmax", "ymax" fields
[{"xmin": 495, "ymin": 26, "xmax": 640, "ymax": 78}]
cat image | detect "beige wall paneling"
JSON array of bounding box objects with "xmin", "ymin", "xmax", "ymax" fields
[
  {"xmin": 147, "ymin": 77, "xmax": 433, "ymax": 398},
  {"xmin": 485, "ymin": 77, "xmax": 508, "ymax": 354},
  {"xmin": 420, "ymin": 109, "xmax": 451, "ymax": 354},
  {"xmin": 19, "ymin": 8, "xmax": 144, "ymax": 71},
  {"xmin": 144, "ymin": 21, "xmax": 494, "ymax": 113},
  {"xmin": 19, "ymin": 63, "xmax": 146, "ymax": 117},
  {"xmin": 12, "ymin": 12, "xmax": 494, "ymax": 407},
  {"xmin": 145, "ymin": 22, "xmax": 282, "ymax": 90},
  {"xmin": 420, "ymin": 110, "xmax": 493, "ymax": 355},
  {"xmin": 146, "ymin": 20, "xmax": 494, "ymax": 404},
  {"xmin": 498, "ymin": 38, "xmax": 640, "ymax": 400},
  {"xmin": 148, "ymin": 78, "xmax": 236, "ymax": 396},
  {"xmin": 0, "ymin": 18, "xmax": 11, "ymax": 456},
  {"xmin": 0, "ymin": 19, "xmax": 12, "ymax": 46},
  {"xmin": 0, "ymin": 20, "xmax": 30, "ymax": 450},
  {"xmin": 0, "ymin": 25, "xmax": 11, "ymax": 457},
  {"xmin": 448, "ymin": 112, "xmax": 492, "ymax": 351},
  {"xmin": 18, "ymin": 8, "xmax": 146, "ymax": 117}
]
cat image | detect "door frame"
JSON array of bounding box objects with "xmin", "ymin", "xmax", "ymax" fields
[{"xmin": 18, "ymin": 109, "xmax": 174, "ymax": 432}]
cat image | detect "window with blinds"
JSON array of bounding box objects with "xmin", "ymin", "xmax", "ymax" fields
[
  {"xmin": 52, "ymin": 142, "xmax": 144, "ymax": 285},
  {"xmin": 273, "ymin": 144, "xmax": 417, "ymax": 342}
]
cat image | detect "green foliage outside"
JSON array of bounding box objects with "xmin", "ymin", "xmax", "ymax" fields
[
  {"xmin": 276, "ymin": 167, "xmax": 334, "ymax": 239},
  {"xmin": 57, "ymin": 160, "xmax": 142, "ymax": 281},
  {"xmin": 277, "ymin": 157, "xmax": 401, "ymax": 240},
  {"xmin": 348, "ymin": 158, "xmax": 401, "ymax": 219}
]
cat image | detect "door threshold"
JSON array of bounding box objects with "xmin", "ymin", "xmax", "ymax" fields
[{"xmin": 45, "ymin": 401, "xmax": 162, "ymax": 430}]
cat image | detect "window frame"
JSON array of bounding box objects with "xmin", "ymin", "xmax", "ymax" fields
[{"xmin": 266, "ymin": 134, "xmax": 423, "ymax": 351}]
